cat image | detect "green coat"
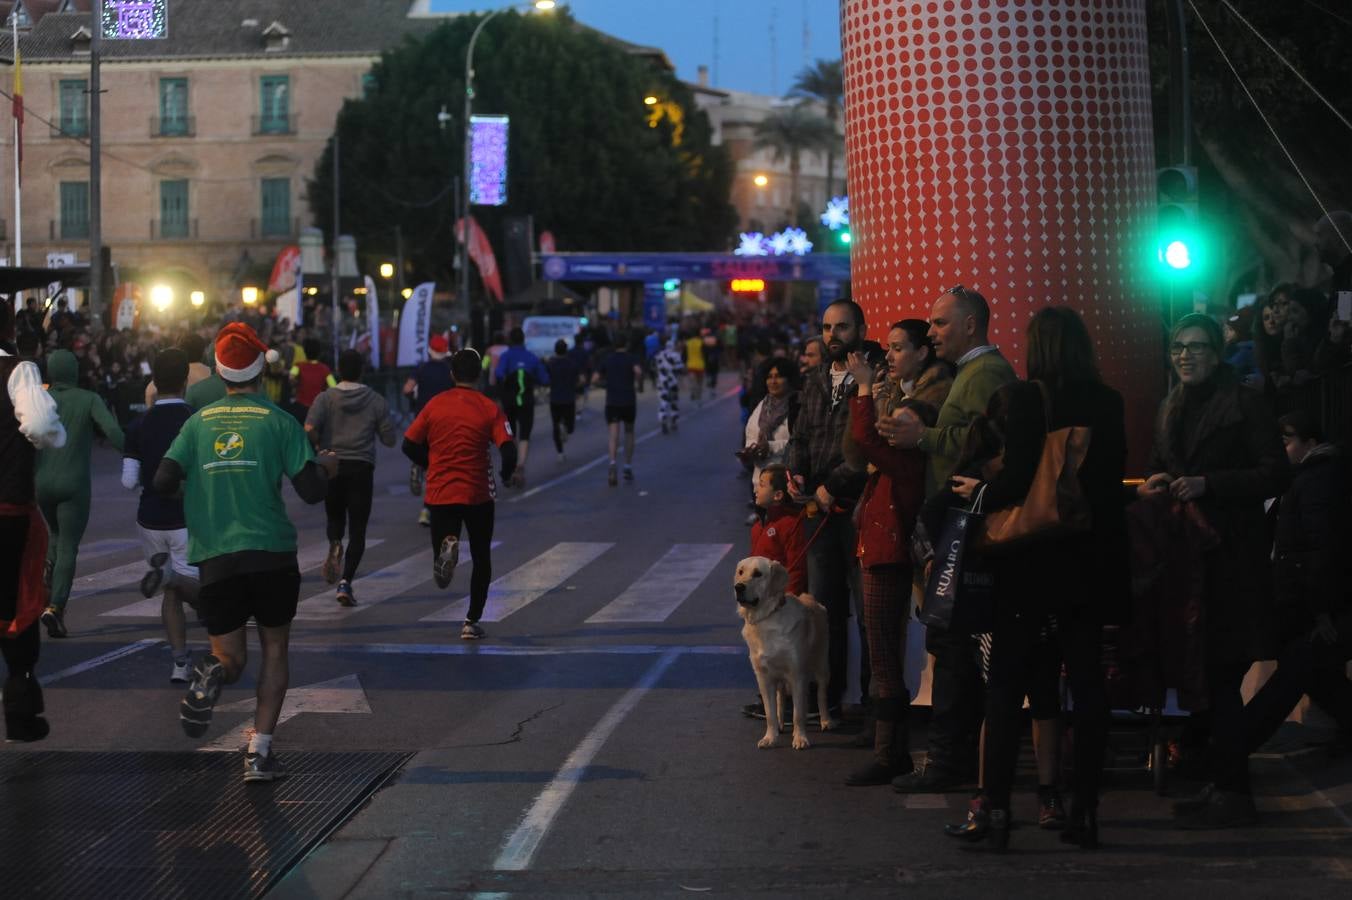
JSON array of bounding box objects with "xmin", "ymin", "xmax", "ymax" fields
[
  {"xmin": 918, "ymin": 349, "xmax": 1016, "ymax": 497},
  {"xmin": 36, "ymin": 350, "xmax": 124, "ymax": 499}
]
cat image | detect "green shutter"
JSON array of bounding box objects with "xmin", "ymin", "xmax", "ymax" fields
[
  {"xmin": 60, "ymin": 182, "xmax": 90, "ymax": 239},
  {"xmin": 59, "ymin": 80, "xmax": 88, "ymax": 136},
  {"xmin": 260, "ymin": 75, "xmax": 290, "ymax": 133},
  {"xmin": 159, "ymin": 78, "xmax": 189, "ymax": 135},
  {"xmin": 261, "ymin": 178, "xmax": 291, "ymax": 237},
  {"xmin": 160, "ymin": 180, "xmax": 189, "ymax": 238}
]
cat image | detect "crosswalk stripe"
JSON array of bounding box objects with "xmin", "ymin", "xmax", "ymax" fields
[
  {"xmin": 420, "ymin": 542, "xmax": 613, "ymax": 623},
  {"xmin": 585, "ymin": 543, "xmax": 732, "ymax": 623},
  {"xmin": 99, "ymin": 540, "xmax": 382, "ymax": 618},
  {"xmin": 293, "ymin": 541, "xmax": 501, "ymax": 622},
  {"xmin": 77, "ymin": 539, "xmax": 143, "ymax": 563}
]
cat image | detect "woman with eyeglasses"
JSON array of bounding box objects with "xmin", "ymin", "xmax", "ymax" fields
[{"xmin": 1138, "ymin": 313, "xmax": 1288, "ymax": 829}]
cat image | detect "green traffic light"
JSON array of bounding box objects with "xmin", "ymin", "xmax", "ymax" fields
[
  {"xmin": 1163, "ymin": 240, "xmax": 1191, "ymax": 270},
  {"xmin": 838, "ymin": 231, "xmax": 851, "ymax": 245}
]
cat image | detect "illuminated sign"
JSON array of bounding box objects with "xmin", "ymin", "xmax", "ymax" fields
[
  {"xmin": 469, "ymin": 115, "xmax": 509, "ymax": 206},
  {"xmin": 730, "ymin": 278, "xmax": 766, "ymax": 293},
  {"xmin": 102, "ymin": 0, "xmax": 168, "ymax": 39}
]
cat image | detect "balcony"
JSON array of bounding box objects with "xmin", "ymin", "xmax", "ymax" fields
[
  {"xmin": 252, "ymin": 114, "xmax": 298, "ymax": 136},
  {"xmin": 50, "ymin": 120, "xmax": 89, "ymax": 139},
  {"xmin": 251, "ymin": 217, "xmax": 300, "ymax": 240},
  {"xmin": 150, "ymin": 115, "xmax": 196, "ymax": 138},
  {"xmin": 150, "ymin": 218, "xmax": 199, "ymax": 240}
]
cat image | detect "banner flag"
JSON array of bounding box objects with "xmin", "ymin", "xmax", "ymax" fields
[
  {"xmin": 364, "ymin": 275, "xmax": 381, "ymax": 369},
  {"xmin": 455, "ymin": 217, "xmax": 504, "ymax": 303},
  {"xmin": 396, "ymin": 281, "xmax": 435, "ymax": 367},
  {"xmin": 268, "ymin": 245, "xmax": 300, "ymax": 293}
]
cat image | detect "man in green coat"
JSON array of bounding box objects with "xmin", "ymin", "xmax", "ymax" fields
[{"xmin": 38, "ymin": 349, "xmax": 125, "ymax": 638}]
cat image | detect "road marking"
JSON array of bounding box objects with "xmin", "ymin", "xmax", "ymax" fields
[
  {"xmin": 37, "ymin": 639, "xmax": 161, "ymax": 686},
  {"xmin": 489, "ymin": 648, "xmax": 681, "ymax": 877},
  {"xmin": 201, "ymin": 674, "xmax": 372, "ymax": 751},
  {"xmin": 76, "ymin": 539, "xmax": 143, "ymax": 563},
  {"xmin": 293, "ymin": 541, "xmax": 500, "ymax": 622},
  {"xmin": 288, "ymin": 641, "xmax": 745, "ymax": 657},
  {"xmin": 100, "ymin": 541, "xmax": 382, "ymax": 618},
  {"xmin": 420, "ymin": 542, "xmax": 613, "ymax": 623},
  {"xmin": 585, "ymin": 543, "xmax": 732, "ymax": 623}
]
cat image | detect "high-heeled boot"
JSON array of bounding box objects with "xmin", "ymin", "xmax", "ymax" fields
[
  {"xmin": 1060, "ymin": 799, "xmax": 1099, "ymax": 850},
  {"xmin": 845, "ymin": 699, "xmax": 912, "ymax": 785}
]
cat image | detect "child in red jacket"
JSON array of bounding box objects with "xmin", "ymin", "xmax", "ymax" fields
[{"xmin": 749, "ymin": 464, "xmax": 808, "ymax": 595}]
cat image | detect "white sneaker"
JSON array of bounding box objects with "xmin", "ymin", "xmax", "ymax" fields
[{"xmin": 170, "ymin": 655, "xmax": 192, "ymax": 684}]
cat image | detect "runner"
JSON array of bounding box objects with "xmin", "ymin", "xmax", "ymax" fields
[
  {"xmin": 154, "ymin": 323, "xmax": 337, "ymax": 781},
  {"xmin": 37, "ymin": 349, "xmax": 125, "ymax": 638},
  {"xmin": 402, "ymin": 349, "xmax": 517, "ymax": 641},
  {"xmin": 494, "ymin": 327, "xmax": 550, "ymax": 487},
  {"xmin": 289, "ymin": 337, "xmax": 336, "ymax": 420},
  {"xmin": 402, "ymin": 334, "xmax": 454, "ymax": 526},
  {"xmin": 306, "ymin": 349, "xmax": 397, "ymax": 606},
  {"xmin": 654, "ymin": 336, "xmax": 685, "ymax": 435},
  {"xmin": 546, "ymin": 339, "xmax": 581, "ymax": 461},
  {"xmin": 122, "ymin": 349, "xmax": 201, "ymax": 682},
  {"xmin": 0, "ymin": 309, "xmax": 66, "ymax": 742},
  {"xmin": 594, "ymin": 336, "xmax": 644, "ymax": 486},
  {"xmin": 684, "ymin": 328, "xmax": 706, "ymax": 404}
]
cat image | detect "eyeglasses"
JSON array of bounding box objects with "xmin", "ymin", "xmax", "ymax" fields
[
  {"xmin": 1169, "ymin": 341, "xmax": 1214, "ymax": 357},
  {"xmin": 946, "ymin": 284, "xmax": 974, "ymax": 301}
]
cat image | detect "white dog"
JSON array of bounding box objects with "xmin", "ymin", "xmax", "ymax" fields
[{"xmin": 733, "ymin": 556, "xmax": 834, "ymax": 749}]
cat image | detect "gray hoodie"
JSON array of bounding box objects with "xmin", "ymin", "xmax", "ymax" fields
[{"xmin": 306, "ymin": 383, "xmax": 396, "ymax": 464}]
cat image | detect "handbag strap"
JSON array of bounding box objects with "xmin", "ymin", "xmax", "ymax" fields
[{"xmin": 969, "ymin": 483, "xmax": 987, "ymax": 515}]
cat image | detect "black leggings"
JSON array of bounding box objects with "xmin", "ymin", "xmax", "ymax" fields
[
  {"xmin": 0, "ymin": 514, "xmax": 40, "ymax": 678},
  {"xmin": 325, "ymin": 460, "xmax": 374, "ymax": 582},
  {"xmin": 429, "ymin": 501, "xmax": 495, "ymax": 622},
  {"xmin": 550, "ymin": 402, "xmax": 576, "ymax": 453}
]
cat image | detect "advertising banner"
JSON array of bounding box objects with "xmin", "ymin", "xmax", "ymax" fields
[
  {"xmin": 396, "ymin": 282, "xmax": 435, "ymax": 367},
  {"xmin": 364, "ymin": 275, "xmax": 381, "ymax": 369}
]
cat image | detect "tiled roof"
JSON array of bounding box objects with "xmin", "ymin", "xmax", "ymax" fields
[{"xmin": 1, "ymin": 0, "xmax": 438, "ymax": 61}]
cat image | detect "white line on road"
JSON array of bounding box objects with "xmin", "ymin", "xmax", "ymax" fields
[
  {"xmin": 489, "ymin": 648, "xmax": 682, "ymax": 878},
  {"xmin": 288, "ymin": 641, "xmax": 744, "ymax": 657},
  {"xmin": 586, "ymin": 543, "xmax": 732, "ymax": 623},
  {"xmin": 420, "ymin": 542, "xmax": 613, "ymax": 623},
  {"xmin": 200, "ymin": 673, "xmax": 372, "ymax": 752},
  {"xmin": 37, "ymin": 639, "xmax": 161, "ymax": 686}
]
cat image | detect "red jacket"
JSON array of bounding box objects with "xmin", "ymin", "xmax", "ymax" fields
[
  {"xmin": 750, "ymin": 503, "xmax": 808, "ymax": 594},
  {"xmin": 849, "ymin": 395, "xmax": 925, "ymax": 569}
]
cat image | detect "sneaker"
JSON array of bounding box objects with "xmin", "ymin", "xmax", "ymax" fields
[
  {"xmin": 558, "ymin": 452, "xmax": 567, "ymax": 463},
  {"xmin": 408, "ymin": 464, "xmax": 423, "ymax": 496},
  {"xmin": 244, "ymin": 750, "xmax": 284, "ymax": 783},
  {"xmin": 139, "ymin": 552, "xmax": 170, "ymax": 598},
  {"xmin": 1038, "ymin": 793, "xmax": 1067, "ymax": 830},
  {"xmin": 433, "ymin": 536, "xmax": 460, "ymax": 589},
  {"xmin": 180, "ymin": 654, "xmax": 227, "ymax": 738},
  {"xmin": 623, "ymin": 466, "xmax": 634, "ymax": 482},
  {"xmin": 170, "ymin": 655, "xmax": 192, "ymax": 684},
  {"xmin": 461, "ymin": 620, "xmax": 486, "ymax": 640},
  {"xmin": 322, "ymin": 542, "xmax": 344, "ymax": 584},
  {"xmin": 417, "ymin": 507, "xmax": 431, "ymax": 527},
  {"xmin": 40, "ymin": 606, "xmax": 67, "ymax": 639},
  {"xmin": 607, "ymin": 465, "xmax": 618, "ymax": 487},
  {"xmin": 336, "ymin": 580, "xmax": 356, "ymax": 607}
]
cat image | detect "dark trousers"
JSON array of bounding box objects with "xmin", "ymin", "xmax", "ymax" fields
[
  {"xmin": 550, "ymin": 402, "xmax": 576, "ymax": 454},
  {"xmin": 984, "ymin": 607, "xmax": 1106, "ymax": 812},
  {"xmin": 429, "ymin": 501, "xmax": 495, "ymax": 622},
  {"xmin": 1207, "ymin": 660, "xmax": 1254, "ymax": 794},
  {"xmin": 0, "ymin": 514, "xmax": 40, "ymax": 679},
  {"xmin": 324, "ymin": 460, "xmax": 374, "ymax": 582},
  {"xmin": 805, "ymin": 512, "xmax": 860, "ymax": 709},
  {"xmin": 924, "ymin": 625, "xmax": 984, "ymax": 775},
  {"xmin": 1244, "ymin": 633, "xmax": 1352, "ymax": 753}
]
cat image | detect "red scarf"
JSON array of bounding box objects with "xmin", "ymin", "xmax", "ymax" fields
[{"xmin": 0, "ymin": 503, "xmax": 49, "ymax": 637}]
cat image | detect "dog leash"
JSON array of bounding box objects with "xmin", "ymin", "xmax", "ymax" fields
[{"xmin": 783, "ymin": 505, "xmax": 834, "ymax": 579}]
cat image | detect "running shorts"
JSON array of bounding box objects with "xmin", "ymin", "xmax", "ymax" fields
[
  {"xmin": 504, "ymin": 402, "xmax": 535, "ymax": 441},
  {"xmin": 199, "ymin": 566, "xmax": 302, "ymax": 636},
  {"xmin": 137, "ymin": 525, "xmax": 199, "ymax": 581},
  {"xmin": 604, "ymin": 404, "xmax": 637, "ymax": 425}
]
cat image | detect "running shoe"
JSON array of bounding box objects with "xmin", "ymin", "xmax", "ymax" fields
[
  {"xmin": 623, "ymin": 466, "xmax": 634, "ymax": 483},
  {"xmin": 170, "ymin": 654, "xmax": 192, "ymax": 684},
  {"xmin": 417, "ymin": 507, "xmax": 431, "ymax": 527},
  {"xmin": 336, "ymin": 579, "xmax": 356, "ymax": 607},
  {"xmin": 461, "ymin": 621, "xmax": 485, "ymax": 640},
  {"xmin": 433, "ymin": 536, "xmax": 460, "ymax": 589},
  {"xmin": 140, "ymin": 551, "xmax": 170, "ymax": 599},
  {"xmin": 244, "ymin": 750, "xmax": 284, "ymax": 783},
  {"xmin": 180, "ymin": 654, "xmax": 227, "ymax": 738},
  {"xmin": 40, "ymin": 606, "xmax": 67, "ymax": 639},
  {"xmin": 607, "ymin": 465, "xmax": 618, "ymax": 487},
  {"xmin": 322, "ymin": 542, "xmax": 344, "ymax": 585},
  {"xmin": 409, "ymin": 463, "xmax": 423, "ymax": 496}
]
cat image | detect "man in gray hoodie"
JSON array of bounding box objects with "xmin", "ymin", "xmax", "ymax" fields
[{"xmin": 306, "ymin": 350, "xmax": 396, "ymax": 605}]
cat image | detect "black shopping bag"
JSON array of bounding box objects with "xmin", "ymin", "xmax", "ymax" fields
[{"xmin": 920, "ymin": 497, "xmax": 994, "ymax": 633}]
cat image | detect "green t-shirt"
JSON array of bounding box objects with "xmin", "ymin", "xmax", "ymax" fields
[
  {"xmin": 185, "ymin": 374, "xmax": 227, "ymax": 409},
  {"xmin": 165, "ymin": 393, "xmax": 313, "ymax": 565}
]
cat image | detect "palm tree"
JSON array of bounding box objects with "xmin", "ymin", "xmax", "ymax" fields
[
  {"xmin": 754, "ymin": 104, "xmax": 837, "ymax": 226},
  {"xmin": 790, "ymin": 59, "xmax": 844, "ymax": 198}
]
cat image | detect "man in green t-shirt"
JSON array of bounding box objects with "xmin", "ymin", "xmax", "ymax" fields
[{"xmin": 154, "ymin": 323, "xmax": 336, "ymax": 783}]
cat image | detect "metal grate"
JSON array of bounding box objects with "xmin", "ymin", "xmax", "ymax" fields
[{"xmin": 0, "ymin": 750, "xmax": 409, "ymax": 899}]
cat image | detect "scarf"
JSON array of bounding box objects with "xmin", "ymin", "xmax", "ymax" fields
[{"xmin": 756, "ymin": 393, "xmax": 790, "ymax": 445}]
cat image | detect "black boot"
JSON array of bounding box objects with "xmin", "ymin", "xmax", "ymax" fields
[
  {"xmin": 945, "ymin": 792, "xmax": 990, "ymax": 839},
  {"xmin": 960, "ymin": 808, "xmax": 1010, "ymax": 852},
  {"xmin": 4, "ymin": 673, "xmax": 50, "ymax": 743},
  {"xmin": 845, "ymin": 699, "xmax": 912, "ymax": 785},
  {"xmin": 1060, "ymin": 798, "xmax": 1100, "ymax": 849}
]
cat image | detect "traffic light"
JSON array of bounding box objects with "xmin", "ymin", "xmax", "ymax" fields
[
  {"xmin": 663, "ymin": 278, "xmax": 680, "ymax": 292},
  {"xmin": 837, "ymin": 230, "xmax": 851, "ymax": 247},
  {"xmin": 1156, "ymin": 166, "xmax": 1199, "ymax": 275}
]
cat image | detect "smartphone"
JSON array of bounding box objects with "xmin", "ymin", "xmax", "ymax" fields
[{"xmin": 1337, "ymin": 291, "xmax": 1352, "ymax": 323}]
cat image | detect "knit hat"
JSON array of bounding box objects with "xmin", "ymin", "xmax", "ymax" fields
[
  {"xmin": 215, "ymin": 322, "xmax": 268, "ymax": 383},
  {"xmin": 428, "ymin": 334, "xmax": 450, "ymax": 360}
]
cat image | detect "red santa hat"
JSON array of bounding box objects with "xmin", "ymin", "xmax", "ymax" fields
[
  {"xmin": 215, "ymin": 322, "xmax": 268, "ymax": 383},
  {"xmin": 428, "ymin": 334, "xmax": 450, "ymax": 360}
]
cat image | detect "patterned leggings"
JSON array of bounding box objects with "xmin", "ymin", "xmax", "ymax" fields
[{"xmin": 861, "ymin": 563, "xmax": 911, "ymax": 699}]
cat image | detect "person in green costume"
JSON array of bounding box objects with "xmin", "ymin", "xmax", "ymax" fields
[{"xmin": 38, "ymin": 349, "xmax": 125, "ymax": 638}]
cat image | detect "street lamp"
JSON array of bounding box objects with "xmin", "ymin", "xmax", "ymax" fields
[
  {"xmin": 241, "ymin": 286, "xmax": 259, "ymax": 306},
  {"xmin": 753, "ymin": 174, "xmax": 769, "ymax": 188},
  {"xmin": 190, "ymin": 290, "xmax": 205, "ymax": 308},
  {"xmin": 460, "ymin": 0, "xmax": 557, "ymax": 348},
  {"xmin": 644, "ymin": 95, "xmax": 659, "ymax": 106},
  {"xmin": 150, "ymin": 284, "xmax": 173, "ymax": 311},
  {"xmin": 379, "ymin": 262, "xmax": 395, "ymax": 280}
]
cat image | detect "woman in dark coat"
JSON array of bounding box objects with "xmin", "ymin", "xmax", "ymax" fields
[
  {"xmin": 1140, "ymin": 313, "xmax": 1288, "ymax": 830},
  {"xmin": 944, "ymin": 307, "xmax": 1129, "ymax": 851}
]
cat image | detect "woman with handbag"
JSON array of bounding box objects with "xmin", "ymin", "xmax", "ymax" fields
[
  {"xmin": 741, "ymin": 358, "xmax": 799, "ymax": 485},
  {"xmin": 943, "ymin": 307, "xmax": 1128, "ymax": 851}
]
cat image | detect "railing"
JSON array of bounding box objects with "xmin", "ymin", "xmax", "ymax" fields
[
  {"xmin": 251, "ymin": 217, "xmax": 300, "ymax": 240},
  {"xmin": 149, "ymin": 218, "xmax": 199, "ymax": 240},
  {"xmin": 252, "ymin": 113, "xmax": 298, "ymax": 136},
  {"xmin": 150, "ymin": 115, "xmax": 195, "ymax": 137}
]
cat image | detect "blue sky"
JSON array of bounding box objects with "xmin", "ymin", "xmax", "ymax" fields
[{"xmin": 428, "ymin": 1, "xmax": 843, "ymax": 96}]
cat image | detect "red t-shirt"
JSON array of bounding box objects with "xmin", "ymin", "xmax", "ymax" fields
[
  {"xmin": 405, "ymin": 387, "xmax": 512, "ymax": 506},
  {"xmin": 295, "ymin": 361, "xmax": 334, "ymax": 408}
]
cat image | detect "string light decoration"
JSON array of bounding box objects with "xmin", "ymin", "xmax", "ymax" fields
[
  {"xmin": 469, "ymin": 115, "xmax": 510, "ymax": 206},
  {"xmin": 735, "ymin": 228, "xmax": 814, "ymax": 257},
  {"xmin": 102, "ymin": 0, "xmax": 168, "ymax": 39},
  {"xmin": 820, "ymin": 195, "xmax": 849, "ymax": 231}
]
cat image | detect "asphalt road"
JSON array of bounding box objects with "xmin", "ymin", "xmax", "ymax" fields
[{"xmin": 9, "ymin": 376, "xmax": 1352, "ymax": 899}]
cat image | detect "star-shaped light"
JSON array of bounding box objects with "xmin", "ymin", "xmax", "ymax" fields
[
  {"xmin": 734, "ymin": 232, "xmax": 769, "ymax": 257},
  {"xmin": 768, "ymin": 230, "xmax": 794, "ymax": 255},
  {"xmin": 784, "ymin": 227, "xmax": 813, "ymax": 256},
  {"xmin": 820, "ymin": 195, "xmax": 850, "ymax": 231}
]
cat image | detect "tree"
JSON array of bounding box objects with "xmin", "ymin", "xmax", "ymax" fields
[
  {"xmin": 753, "ymin": 104, "xmax": 837, "ymax": 226},
  {"xmin": 789, "ymin": 58, "xmax": 844, "ymax": 198},
  {"xmin": 308, "ymin": 9, "xmax": 736, "ymax": 292}
]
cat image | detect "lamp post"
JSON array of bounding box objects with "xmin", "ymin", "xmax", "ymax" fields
[{"xmin": 460, "ymin": 0, "xmax": 556, "ymax": 348}]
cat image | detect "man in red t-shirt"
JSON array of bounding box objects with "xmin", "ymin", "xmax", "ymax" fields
[
  {"xmin": 402, "ymin": 349, "xmax": 517, "ymax": 640},
  {"xmin": 290, "ymin": 338, "xmax": 336, "ymax": 418}
]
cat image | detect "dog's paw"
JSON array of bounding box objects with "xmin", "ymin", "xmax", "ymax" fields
[
  {"xmin": 757, "ymin": 734, "xmax": 779, "ymax": 749},
  {"xmin": 791, "ymin": 733, "xmax": 810, "ymax": 750},
  {"xmin": 819, "ymin": 717, "xmax": 835, "ymax": 732}
]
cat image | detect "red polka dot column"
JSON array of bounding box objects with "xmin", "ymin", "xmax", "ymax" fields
[{"xmin": 842, "ymin": 0, "xmax": 1164, "ymax": 465}]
